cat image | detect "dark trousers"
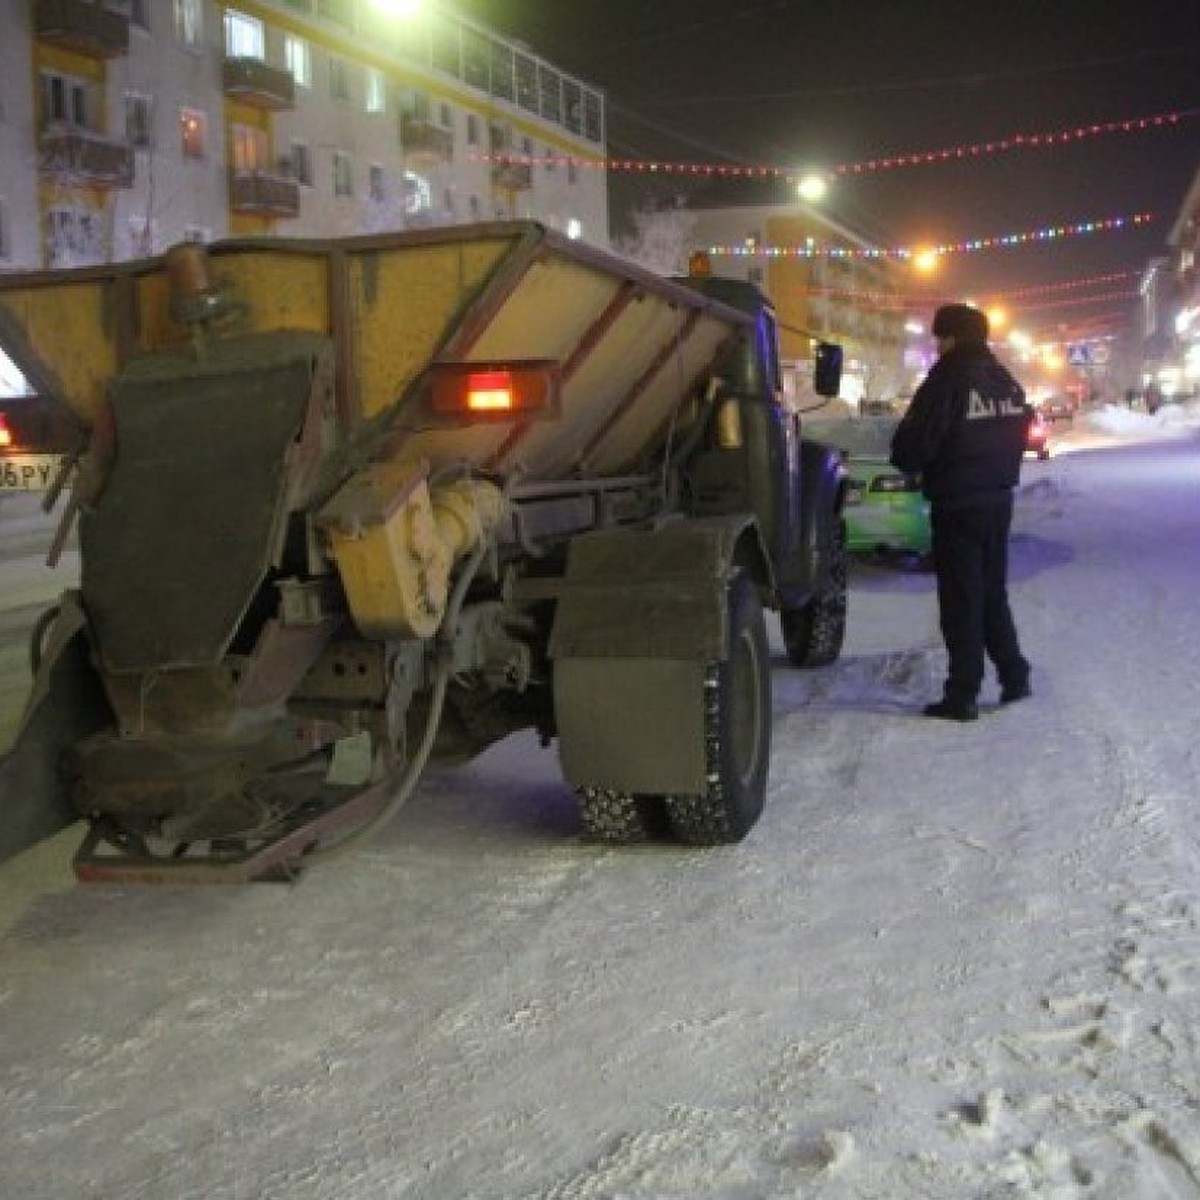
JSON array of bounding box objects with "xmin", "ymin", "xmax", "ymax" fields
[{"xmin": 931, "ymin": 498, "xmax": 1029, "ymax": 702}]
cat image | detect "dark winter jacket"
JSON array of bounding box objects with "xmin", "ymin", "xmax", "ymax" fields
[{"xmin": 890, "ymin": 344, "xmax": 1030, "ymax": 508}]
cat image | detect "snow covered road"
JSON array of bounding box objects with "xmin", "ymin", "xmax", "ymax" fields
[{"xmin": 1, "ymin": 408, "xmax": 1199, "ymax": 1198}]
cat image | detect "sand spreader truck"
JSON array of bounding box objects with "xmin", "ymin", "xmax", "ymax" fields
[{"xmin": 0, "ymin": 221, "xmax": 847, "ymax": 882}]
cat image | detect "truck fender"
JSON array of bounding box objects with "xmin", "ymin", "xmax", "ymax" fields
[
  {"xmin": 550, "ymin": 516, "xmax": 767, "ymax": 796},
  {"xmin": 794, "ymin": 438, "xmax": 847, "ymax": 597}
]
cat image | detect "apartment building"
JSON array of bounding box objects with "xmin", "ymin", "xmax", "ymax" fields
[
  {"xmin": 688, "ymin": 203, "xmax": 909, "ymax": 409},
  {"xmin": 0, "ymin": 0, "xmax": 610, "ymax": 270}
]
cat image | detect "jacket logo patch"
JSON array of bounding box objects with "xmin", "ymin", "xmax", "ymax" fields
[{"xmin": 966, "ymin": 388, "xmax": 1025, "ymax": 419}]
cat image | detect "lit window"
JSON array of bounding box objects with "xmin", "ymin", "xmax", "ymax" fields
[
  {"xmin": 333, "ymin": 151, "xmax": 353, "ymax": 196},
  {"xmin": 231, "ymin": 123, "xmax": 267, "ymax": 173},
  {"xmin": 224, "ymin": 11, "xmax": 264, "ymax": 59},
  {"xmin": 174, "ymin": 0, "xmax": 202, "ymax": 48},
  {"xmin": 180, "ymin": 108, "xmax": 206, "ymax": 159},
  {"xmin": 285, "ymin": 36, "xmax": 311, "ymax": 88},
  {"xmin": 566, "ymin": 218, "xmax": 582, "ymax": 241},
  {"xmin": 365, "ymin": 69, "xmax": 386, "ymax": 114},
  {"xmin": 403, "ymin": 170, "xmax": 431, "ymax": 216}
]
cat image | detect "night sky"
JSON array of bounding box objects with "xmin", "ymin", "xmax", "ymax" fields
[{"xmin": 450, "ymin": 0, "xmax": 1200, "ymax": 343}]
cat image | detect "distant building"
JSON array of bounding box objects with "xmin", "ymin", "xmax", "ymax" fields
[
  {"xmin": 1163, "ymin": 163, "xmax": 1200, "ymax": 398},
  {"xmin": 687, "ymin": 202, "xmax": 909, "ymax": 412},
  {"xmin": 0, "ymin": 0, "xmax": 609, "ymax": 270}
]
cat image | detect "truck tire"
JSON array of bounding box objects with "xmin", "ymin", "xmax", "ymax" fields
[
  {"xmin": 577, "ymin": 786, "xmax": 668, "ymax": 843},
  {"xmin": 780, "ymin": 520, "xmax": 847, "ymax": 668},
  {"xmin": 665, "ymin": 572, "xmax": 770, "ymax": 844}
]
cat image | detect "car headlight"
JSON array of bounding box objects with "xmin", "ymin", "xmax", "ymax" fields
[{"xmin": 871, "ymin": 473, "xmax": 920, "ymax": 493}]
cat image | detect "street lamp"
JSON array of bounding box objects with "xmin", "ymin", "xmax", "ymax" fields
[
  {"xmin": 368, "ymin": 0, "xmax": 421, "ymax": 14},
  {"xmin": 796, "ymin": 173, "xmax": 828, "ymax": 204}
]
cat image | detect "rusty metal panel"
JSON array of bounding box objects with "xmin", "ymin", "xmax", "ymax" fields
[{"xmin": 81, "ymin": 333, "xmax": 328, "ymax": 672}]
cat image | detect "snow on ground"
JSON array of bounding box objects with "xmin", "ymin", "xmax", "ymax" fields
[{"xmin": 1, "ymin": 404, "xmax": 1199, "ymax": 1199}]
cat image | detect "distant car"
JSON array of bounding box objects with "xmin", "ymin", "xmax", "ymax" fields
[
  {"xmin": 1025, "ymin": 411, "xmax": 1051, "ymax": 459},
  {"xmin": 1039, "ymin": 396, "xmax": 1074, "ymax": 423},
  {"xmin": 841, "ymin": 455, "xmax": 932, "ymax": 565}
]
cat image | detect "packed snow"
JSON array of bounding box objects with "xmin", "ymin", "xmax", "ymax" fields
[{"xmin": 1, "ymin": 402, "xmax": 1199, "ymax": 1199}]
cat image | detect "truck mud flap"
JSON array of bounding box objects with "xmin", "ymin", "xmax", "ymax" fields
[
  {"xmin": 0, "ymin": 621, "xmax": 109, "ymax": 865},
  {"xmin": 549, "ymin": 518, "xmax": 759, "ymax": 796}
]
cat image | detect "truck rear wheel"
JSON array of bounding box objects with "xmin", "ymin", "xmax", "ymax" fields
[
  {"xmin": 665, "ymin": 572, "xmax": 770, "ymax": 844},
  {"xmin": 781, "ymin": 520, "xmax": 847, "ymax": 668}
]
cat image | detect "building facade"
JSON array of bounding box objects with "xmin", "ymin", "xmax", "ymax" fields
[
  {"xmin": 687, "ymin": 203, "xmax": 909, "ymax": 411},
  {"xmin": 0, "ymin": 0, "xmax": 610, "ymax": 270}
]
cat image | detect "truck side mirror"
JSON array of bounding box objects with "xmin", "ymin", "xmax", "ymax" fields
[{"xmin": 814, "ymin": 342, "xmax": 842, "ymax": 398}]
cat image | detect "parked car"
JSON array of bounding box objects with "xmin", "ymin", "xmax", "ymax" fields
[
  {"xmin": 806, "ymin": 417, "xmax": 932, "ymax": 567},
  {"xmin": 1025, "ymin": 410, "xmax": 1051, "ymax": 459}
]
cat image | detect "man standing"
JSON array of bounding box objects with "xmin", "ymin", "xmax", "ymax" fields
[{"xmin": 890, "ymin": 303, "xmax": 1032, "ymax": 721}]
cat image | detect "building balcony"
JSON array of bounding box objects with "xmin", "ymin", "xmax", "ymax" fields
[
  {"xmin": 34, "ymin": 0, "xmax": 129, "ymax": 58},
  {"xmin": 491, "ymin": 160, "xmax": 533, "ymax": 192},
  {"xmin": 400, "ymin": 116, "xmax": 453, "ymax": 164},
  {"xmin": 230, "ymin": 171, "xmax": 300, "ymax": 219},
  {"xmin": 222, "ymin": 57, "xmax": 296, "ymax": 111},
  {"xmin": 39, "ymin": 126, "xmax": 133, "ymax": 188}
]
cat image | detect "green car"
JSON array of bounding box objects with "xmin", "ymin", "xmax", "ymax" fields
[{"xmin": 807, "ymin": 417, "xmax": 932, "ymax": 565}]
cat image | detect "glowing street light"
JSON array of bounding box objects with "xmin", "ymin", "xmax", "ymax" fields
[
  {"xmin": 912, "ymin": 248, "xmax": 940, "ymax": 274},
  {"xmin": 796, "ymin": 173, "xmax": 828, "ymax": 203},
  {"xmin": 368, "ymin": 0, "xmax": 421, "ymax": 14}
]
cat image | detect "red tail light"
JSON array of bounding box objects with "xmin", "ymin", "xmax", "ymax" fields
[
  {"xmin": 0, "ymin": 414, "xmax": 12, "ymax": 449},
  {"xmin": 428, "ymin": 361, "xmax": 561, "ymax": 422},
  {"xmin": 465, "ymin": 370, "xmax": 517, "ymax": 413}
]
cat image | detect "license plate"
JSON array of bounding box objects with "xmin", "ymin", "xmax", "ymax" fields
[
  {"xmin": 845, "ymin": 483, "xmax": 864, "ymax": 504},
  {"xmin": 0, "ymin": 454, "xmax": 68, "ymax": 491}
]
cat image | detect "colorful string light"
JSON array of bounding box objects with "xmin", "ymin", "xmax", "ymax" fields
[
  {"xmin": 705, "ymin": 213, "xmax": 1154, "ymax": 260},
  {"xmin": 468, "ymin": 107, "xmax": 1198, "ymax": 181}
]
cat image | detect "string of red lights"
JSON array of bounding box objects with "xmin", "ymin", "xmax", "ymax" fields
[{"xmin": 468, "ymin": 106, "xmax": 1199, "ymax": 181}]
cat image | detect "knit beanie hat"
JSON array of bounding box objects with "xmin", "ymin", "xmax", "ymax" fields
[{"xmin": 931, "ymin": 303, "xmax": 989, "ymax": 345}]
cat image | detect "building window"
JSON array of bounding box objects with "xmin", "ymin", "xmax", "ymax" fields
[
  {"xmin": 365, "ymin": 68, "xmax": 386, "ymax": 114},
  {"xmin": 469, "ymin": 194, "xmax": 481, "ymax": 220},
  {"xmin": 567, "ymin": 160, "xmax": 578, "ymax": 186},
  {"xmin": 180, "ymin": 108, "xmax": 206, "ymax": 159},
  {"xmin": 490, "ymin": 44, "xmax": 514, "ymax": 103},
  {"xmin": 466, "ymin": 114, "xmax": 479, "ymax": 146},
  {"xmin": 0, "ymin": 201, "xmax": 8, "ymax": 260},
  {"xmin": 538, "ymin": 66, "xmax": 561, "ymax": 123},
  {"xmin": 317, "ymin": 0, "xmax": 352, "ymax": 27},
  {"xmin": 125, "ymin": 93, "xmax": 153, "ymax": 148},
  {"xmin": 41, "ymin": 73, "xmax": 90, "ymax": 129},
  {"xmin": 46, "ymin": 207, "xmax": 104, "ymax": 267},
  {"xmin": 285, "ymin": 36, "xmax": 311, "ymax": 87},
  {"xmin": 290, "ymin": 140, "xmax": 313, "ymax": 186},
  {"xmin": 401, "ymin": 88, "xmax": 430, "ymax": 122},
  {"xmin": 515, "ymin": 53, "xmax": 537, "ymax": 112},
  {"xmin": 231, "ymin": 123, "xmax": 267, "ymax": 173},
  {"xmin": 403, "ymin": 170, "xmax": 432, "ymax": 216},
  {"xmin": 183, "ymin": 225, "xmax": 210, "ymax": 243},
  {"xmin": 224, "ymin": 11, "xmax": 263, "ymax": 59},
  {"xmin": 329, "ymin": 55, "xmax": 350, "ymax": 101},
  {"xmin": 174, "ymin": 0, "xmax": 202, "ymax": 48},
  {"xmin": 333, "ymin": 151, "xmax": 353, "ymax": 196},
  {"xmin": 369, "ymin": 164, "xmax": 385, "ymax": 202},
  {"xmin": 439, "ymin": 102, "xmax": 452, "ymax": 128},
  {"xmin": 110, "ymin": 0, "xmax": 150, "ymax": 29}
]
